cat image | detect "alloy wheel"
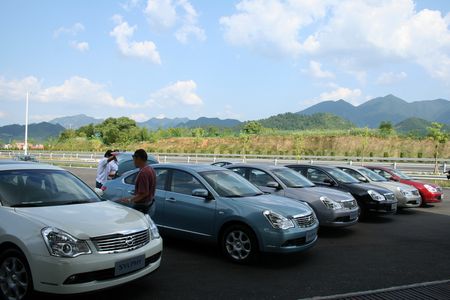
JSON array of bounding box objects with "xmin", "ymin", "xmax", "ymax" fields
[
  {"xmin": 0, "ymin": 257, "xmax": 29, "ymax": 300},
  {"xmin": 225, "ymin": 230, "xmax": 252, "ymax": 261}
]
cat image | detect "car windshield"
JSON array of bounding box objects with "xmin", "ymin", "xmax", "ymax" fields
[
  {"xmin": 200, "ymin": 170, "xmax": 263, "ymax": 198},
  {"xmin": 272, "ymin": 168, "xmax": 315, "ymax": 188},
  {"xmin": 358, "ymin": 168, "xmax": 387, "ymax": 182},
  {"xmin": 0, "ymin": 169, "xmax": 101, "ymax": 208},
  {"xmin": 327, "ymin": 168, "xmax": 360, "ymax": 184},
  {"xmin": 391, "ymin": 169, "xmax": 412, "ymax": 180}
]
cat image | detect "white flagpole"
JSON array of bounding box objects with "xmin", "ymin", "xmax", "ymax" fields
[{"xmin": 24, "ymin": 92, "xmax": 29, "ymax": 155}]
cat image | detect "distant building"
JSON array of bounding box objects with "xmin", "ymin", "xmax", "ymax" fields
[{"xmin": 13, "ymin": 143, "xmax": 45, "ymax": 150}]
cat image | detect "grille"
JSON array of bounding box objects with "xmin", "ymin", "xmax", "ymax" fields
[
  {"xmin": 384, "ymin": 193, "xmax": 395, "ymax": 201},
  {"xmin": 294, "ymin": 213, "xmax": 316, "ymax": 228},
  {"xmin": 341, "ymin": 199, "xmax": 358, "ymax": 209},
  {"xmin": 411, "ymin": 190, "xmax": 420, "ymax": 196},
  {"xmin": 92, "ymin": 230, "xmax": 150, "ymax": 254}
]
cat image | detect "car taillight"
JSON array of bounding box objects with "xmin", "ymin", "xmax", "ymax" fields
[{"xmin": 101, "ymin": 186, "xmax": 107, "ymax": 191}]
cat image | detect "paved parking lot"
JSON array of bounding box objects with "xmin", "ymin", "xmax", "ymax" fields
[{"xmin": 57, "ymin": 168, "xmax": 450, "ymax": 300}]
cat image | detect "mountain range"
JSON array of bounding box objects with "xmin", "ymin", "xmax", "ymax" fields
[
  {"xmin": 0, "ymin": 122, "xmax": 65, "ymax": 143},
  {"xmin": 298, "ymin": 94, "xmax": 450, "ymax": 127},
  {"xmin": 50, "ymin": 114, "xmax": 103, "ymax": 129}
]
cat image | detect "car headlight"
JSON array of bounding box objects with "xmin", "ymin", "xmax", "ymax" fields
[
  {"xmin": 320, "ymin": 196, "xmax": 343, "ymax": 210},
  {"xmin": 263, "ymin": 210, "xmax": 295, "ymax": 230},
  {"xmin": 41, "ymin": 227, "xmax": 91, "ymax": 258},
  {"xmin": 367, "ymin": 190, "xmax": 385, "ymax": 201},
  {"xmin": 424, "ymin": 184, "xmax": 438, "ymax": 193},
  {"xmin": 145, "ymin": 214, "xmax": 160, "ymax": 239},
  {"xmin": 397, "ymin": 187, "xmax": 413, "ymax": 197}
]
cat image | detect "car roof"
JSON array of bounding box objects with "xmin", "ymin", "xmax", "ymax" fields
[
  {"xmin": 335, "ymin": 165, "xmax": 366, "ymax": 171},
  {"xmin": 227, "ymin": 163, "xmax": 286, "ymax": 171},
  {"xmin": 286, "ymin": 164, "xmax": 337, "ymax": 171},
  {"xmin": 154, "ymin": 163, "xmax": 226, "ymax": 173},
  {"xmin": 365, "ymin": 165, "xmax": 392, "ymax": 171},
  {"xmin": 0, "ymin": 160, "xmax": 63, "ymax": 171}
]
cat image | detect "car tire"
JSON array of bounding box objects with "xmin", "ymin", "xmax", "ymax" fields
[
  {"xmin": 221, "ymin": 224, "xmax": 259, "ymax": 264},
  {"xmin": 0, "ymin": 248, "xmax": 33, "ymax": 300}
]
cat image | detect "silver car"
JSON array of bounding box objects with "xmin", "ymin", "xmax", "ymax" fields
[
  {"xmin": 337, "ymin": 165, "xmax": 422, "ymax": 208},
  {"xmin": 226, "ymin": 164, "xmax": 359, "ymax": 227}
]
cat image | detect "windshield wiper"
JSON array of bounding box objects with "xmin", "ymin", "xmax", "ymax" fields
[
  {"xmin": 11, "ymin": 202, "xmax": 45, "ymax": 207},
  {"xmin": 58, "ymin": 200, "xmax": 92, "ymax": 205},
  {"xmin": 224, "ymin": 195, "xmax": 245, "ymax": 198}
]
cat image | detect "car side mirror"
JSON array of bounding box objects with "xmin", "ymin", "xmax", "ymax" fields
[
  {"xmin": 266, "ymin": 181, "xmax": 280, "ymax": 189},
  {"xmin": 358, "ymin": 176, "xmax": 368, "ymax": 183},
  {"xmin": 323, "ymin": 178, "xmax": 335, "ymax": 186},
  {"xmin": 94, "ymin": 188, "xmax": 104, "ymax": 197},
  {"xmin": 192, "ymin": 188, "xmax": 210, "ymax": 198}
]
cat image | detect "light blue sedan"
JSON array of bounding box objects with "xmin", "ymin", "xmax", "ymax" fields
[{"xmin": 102, "ymin": 164, "xmax": 319, "ymax": 263}]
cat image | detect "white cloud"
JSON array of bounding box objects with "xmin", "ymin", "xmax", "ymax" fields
[
  {"xmin": 221, "ymin": 0, "xmax": 450, "ymax": 81},
  {"xmin": 376, "ymin": 71, "xmax": 407, "ymax": 85},
  {"xmin": 70, "ymin": 41, "xmax": 90, "ymax": 52},
  {"xmin": 146, "ymin": 80, "xmax": 202, "ymax": 107},
  {"xmin": 0, "ymin": 75, "xmax": 138, "ymax": 108},
  {"xmin": 110, "ymin": 15, "xmax": 161, "ymax": 64},
  {"xmin": 307, "ymin": 60, "xmax": 334, "ymax": 79},
  {"xmin": 217, "ymin": 105, "xmax": 241, "ymax": 120},
  {"xmin": 53, "ymin": 22, "xmax": 85, "ymax": 38},
  {"xmin": 155, "ymin": 113, "xmax": 166, "ymax": 119},
  {"xmin": 121, "ymin": 0, "xmax": 142, "ymax": 11},
  {"xmin": 130, "ymin": 113, "xmax": 149, "ymax": 122},
  {"xmin": 220, "ymin": 0, "xmax": 328, "ymax": 57},
  {"xmin": 144, "ymin": 0, "xmax": 205, "ymax": 43},
  {"xmin": 302, "ymin": 85, "xmax": 364, "ymax": 109}
]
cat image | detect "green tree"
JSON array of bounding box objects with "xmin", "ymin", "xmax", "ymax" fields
[
  {"xmin": 239, "ymin": 133, "xmax": 250, "ymax": 160},
  {"xmin": 427, "ymin": 122, "xmax": 449, "ymax": 174},
  {"xmin": 243, "ymin": 121, "xmax": 263, "ymax": 135},
  {"xmin": 378, "ymin": 121, "xmax": 395, "ymax": 136}
]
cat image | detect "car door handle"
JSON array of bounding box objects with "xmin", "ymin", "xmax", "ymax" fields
[{"xmin": 165, "ymin": 197, "xmax": 177, "ymax": 202}]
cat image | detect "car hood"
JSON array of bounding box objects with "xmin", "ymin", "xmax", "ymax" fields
[
  {"xmin": 14, "ymin": 201, "xmax": 148, "ymax": 239},
  {"xmin": 371, "ymin": 181, "xmax": 417, "ymax": 192},
  {"xmin": 298, "ymin": 186, "xmax": 354, "ymax": 201},
  {"xmin": 231, "ymin": 194, "xmax": 313, "ymax": 217}
]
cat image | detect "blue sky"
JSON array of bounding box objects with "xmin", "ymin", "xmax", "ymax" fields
[{"xmin": 0, "ymin": 0, "xmax": 449, "ymax": 125}]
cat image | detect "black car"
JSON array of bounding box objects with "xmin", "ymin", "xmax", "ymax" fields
[
  {"xmin": 114, "ymin": 152, "xmax": 159, "ymax": 177},
  {"xmin": 286, "ymin": 164, "xmax": 398, "ymax": 217}
]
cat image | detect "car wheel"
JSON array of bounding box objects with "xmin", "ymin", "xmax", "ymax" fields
[
  {"xmin": 0, "ymin": 249, "xmax": 33, "ymax": 300},
  {"xmin": 221, "ymin": 224, "xmax": 258, "ymax": 263}
]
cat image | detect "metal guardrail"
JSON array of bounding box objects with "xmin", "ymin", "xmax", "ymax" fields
[{"xmin": 1, "ymin": 150, "xmax": 449, "ymax": 180}]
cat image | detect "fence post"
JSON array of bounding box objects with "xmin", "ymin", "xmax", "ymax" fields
[
  {"xmin": 187, "ymin": 156, "xmax": 190, "ymax": 164},
  {"xmin": 310, "ymin": 159, "xmax": 313, "ymax": 165},
  {"xmin": 349, "ymin": 160, "xmax": 352, "ymax": 165},
  {"xmin": 443, "ymin": 163, "xmax": 447, "ymax": 173},
  {"xmin": 164, "ymin": 156, "xmax": 167, "ymax": 163},
  {"xmin": 274, "ymin": 158, "xmax": 278, "ymax": 165},
  {"xmin": 393, "ymin": 162, "xmax": 397, "ymax": 169}
]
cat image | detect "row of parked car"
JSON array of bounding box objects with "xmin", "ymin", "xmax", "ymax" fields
[{"xmin": 0, "ymin": 155, "xmax": 444, "ymax": 299}]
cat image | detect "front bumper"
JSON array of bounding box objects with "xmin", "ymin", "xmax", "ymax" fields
[
  {"xmin": 317, "ymin": 207, "xmax": 359, "ymax": 227},
  {"xmin": 421, "ymin": 191, "xmax": 443, "ymax": 203},
  {"xmin": 396, "ymin": 193, "xmax": 422, "ymax": 208},
  {"xmin": 31, "ymin": 238, "xmax": 163, "ymax": 294},
  {"xmin": 259, "ymin": 224, "xmax": 319, "ymax": 254},
  {"xmin": 367, "ymin": 200, "xmax": 397, "ymax": 214}
]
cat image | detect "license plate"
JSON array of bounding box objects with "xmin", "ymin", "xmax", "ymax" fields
[
  {"xmin": 349, "ymin": 211, "xmax": 358, "ymax": 220},
  {"xmin": 305, "ymin": 231, "xmax": 316, "ymax": 243},
  {"xmin": 391, "ymin": 203, "xmax": 397, "ymax": 211},
  {"xmin": 114, "ymin": 255, "xmax": 145, "ymax": 276}
]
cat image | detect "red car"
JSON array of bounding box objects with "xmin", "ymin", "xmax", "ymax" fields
[{"xmin": 365, "ymin": 166, "xmax": 443, "ymax": 205}]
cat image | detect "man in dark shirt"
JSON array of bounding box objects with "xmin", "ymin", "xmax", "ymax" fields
[{"xmin": 121, "ymin": 149, "xmax": 156, "ymax": 215}]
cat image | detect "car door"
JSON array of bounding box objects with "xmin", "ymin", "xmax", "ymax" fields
[
  {"xmin": 247, "ymin": 168, "xmax": 285, "ymax": 196},
  {"xmin": 162, "ymin": 170, "xmax": 216, "ymax": 237},
  {"xmin": 120, "ymin": 168, "xmax": 168, "ymax": 223}
]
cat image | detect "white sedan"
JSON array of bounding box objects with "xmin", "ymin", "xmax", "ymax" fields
[{"xmin": 0, "ymin": 161, "xmax": 162, "ymax": 300}]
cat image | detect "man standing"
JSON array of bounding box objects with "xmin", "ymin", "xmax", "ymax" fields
[
  {"xmin": 95, "ymin": 150, "xmax": 116, "ymax": 188},
  {"xmin": 122, "ymin": 149, "xmax": 156, "ymax": 215}
]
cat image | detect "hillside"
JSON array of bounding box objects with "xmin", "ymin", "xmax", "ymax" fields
[
  {"xmin": 298, "ymin": 94, "xmax": 450, "ymax": 127},
  {"xmin": 177, "ymin": 117, "xmax": 242, "ymax": 128},
  {"xmin": 138, "ymin": 117, "xmax": 189, "ymax": 130},
  {"xmin": 50, "ymin": 114, "xmax": 103, "ymax": 129},
  {"xmin": 0, "ymin": 122, "xmax": 65, "ymax": 143},
  {"xmin": 395, "ymin": 117, "xmax": 450, "ymax": 136},
  {"xmin": 258, "ymin": 112, "xmax": 355, "ymax": 130}
]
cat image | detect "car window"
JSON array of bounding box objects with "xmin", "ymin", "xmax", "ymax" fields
[
  {"xmin": 156, "ymin": 169, "xmax": 169, "ymax": 190},
  {"xmin": 0, "ymin": 170, "xmax": 100, "ymax": 207},
  {"xmin": 229, "ymin": 167, "xmax": 247, "ymax": 178},
  {"xmin": 272, "ymin": 168, "xmax": 315, "ymax": 188},
  {"xmin": 249, "ymin": 169, "xmax": 274, "ymax": 186},
  {"xmin": 124, "ymin": 172, "xmax": 138, "ymax": 185},
  {"xmin": 171, "ymin": 170, "xmax": 205, "ymax": 195},
  {"xmin": 306, "ymin": 168, "xmax": 331, "ymax": 183},
  {"xmin": 340, "ymin": 168, "xmax": 363, "ymax": 180},
  {"xmin": 372, "ymin": 169, "xmax": 391, "ymax": 179}
]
